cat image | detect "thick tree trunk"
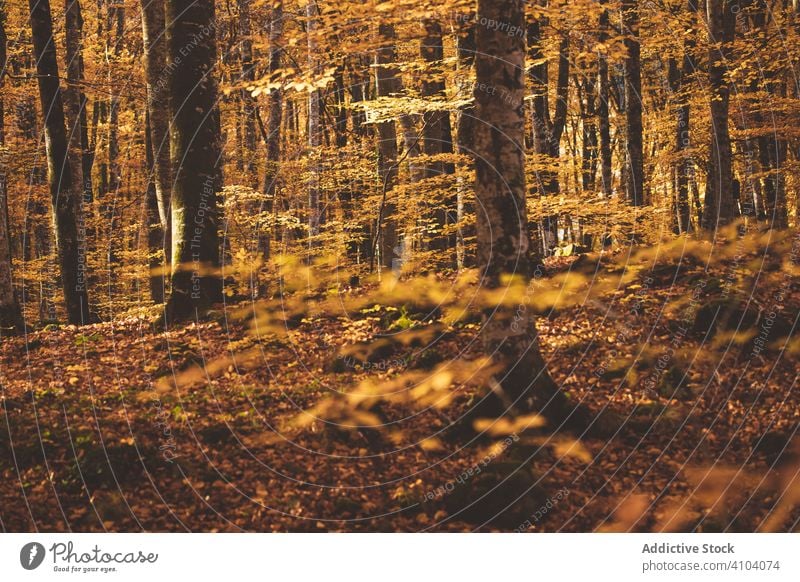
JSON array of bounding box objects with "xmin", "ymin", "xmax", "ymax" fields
[
  {"xmin": 140, "ymin": 0, "xmax": 172, "ymax": 255},
  {"xmin": 597, "ymin": 4, "xmax": 613, "ymax": 198},
  {"xmin": 165, "ymin": 0, "xmax": 223, "ymax": 321},
  {"xmin": 703, "ymin": 0, "xmax": 737, "ymax": 230},
  {"xmin": 623, "ymin": 0, "xmax": 645, "ymax": 206},
  {"xmin": 474, "ymin": 0, "xmax": 574, "ymax": 420},
  {"xmin": 374, "ymin": 23, "xmax": 400, "ymax": 269},
  {"xmin": 29, "ymin": 0, "xmax": 91, "ymax": 325},
  {"xmin": 0, "ymin": 6, "xmax": 23, "ymax": 333}
]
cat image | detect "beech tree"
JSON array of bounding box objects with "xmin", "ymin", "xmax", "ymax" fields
[
  {"xmin": 703, "ymin": 0, "xmax": 737, "ymax": 230},
  {"xmin": 28, "ymin": 0, "xmax": 91, "ymax": 325},
  {"xmin": 260, "ymin": 0, "xmax": 284, "ymax": 261},
  {"xmin": 165, "ymin": 0, "xmax": 223, "ymax": 321},
  {"xmin": 0, "ymin": 2, "xmax": 22, "ymax": 333},
  {"xmin": 597, "ymin": 1, "xmax": 613, "ymax": 198},
  {"xmin": 374, "ymin": 23, "xmax": 400, "ymax": 269},
  {"xmin": 527, "ymin": 10, "xmax": 569, "ymax": 254},
  {"xmin": 141, "ymin": 0, "xmax": 172, "ymax": 261},
  {"xmin": 622, "ymin": 0, "xmax": 645, "ymax": 206},
  {"xmin": 473, "ymin": 0, "xmax": 580, "ymax": 423}
]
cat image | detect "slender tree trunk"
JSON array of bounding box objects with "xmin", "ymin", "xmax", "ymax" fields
[
  {"xmin": 107, "ymin": 1, "xmax": 123, "ymax": 196},
  {"xmin": 65, "ymin": 0, "xmax": 92, "ymax": 207},
  {"xmin": 528, "ymin": 16, "xmax": 569, "ymax": 254},
  {"xmin": 165, "ymin": 0, "xmax": 223, "ymax": 321},
  {"xmin": 703, "ymin": 0, "xmax": 737, "ymax": 230},
  {"xmin": 456, "ymin": 13, "xmax": 476, "ymax": 270},
  {"xmin": 374, "ymin": 23, "xmax": 400, "ymax": 269},
  {"xmin": 29, "ymin": 0, "xmax": 91, "ymax": 325},
  {"xmin": 623, "ymin": 0, "xmax": 645, "ymax": 206},
  {"xmin": 752, "ymin": 1, "xmax": 788, "ymax": 228},
  {"xmin": 579, "ymin": 75, "xmax": 598, "ymax": 192},
  {"xmin": 420, "ymin": 19, "xmax": 456, "ymax": 256},
  {"xmin": 0, "ymin": 6, "xmax": 23, "ymax": 333},
  {"xmin": 598, "ymin": 3, "xmax": 613, "ymax": 198},
  {"xmin": 306, "ymin": 0, "xmax": 322, "ymax": 245},
  {"xmin": 332, "ymin": 63, "xmax": 347, "ymax": 148},
  {"xmin": 239, "ymin": 0, "xmax": 258, "ymax": 186},
  {"xmin": 144, "ymin": 112, "xmax": 164, "ymax": 303},
  {"xmin": 341, "ymin": 52, "xmax": 373, "ymax": 263},
  {"xmin": 669, "ymin": 0, "xmax": 697, "ymax": 233},
  {"xmin": 140, "ymin": 0, "xmax": 172, "ymax": 257},
  {"xmin": 261, "ymin": 1, "xmax": 283, "ymax": 261}
]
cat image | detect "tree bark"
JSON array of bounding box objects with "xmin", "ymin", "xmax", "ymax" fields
[
  {"xmin": 165, "ymin": 0, "xmax": 223, "ymax": 321},
  {"xmin": 0, "ymin": 6, "xmax": 23, "ymax": 333},
  {"xmin": 456, "ymin": 13, "xmax": 476, "ymax": 270},
  {"xmin": 579, "ymin": 74, "xmax": 598, "ymax": 192},
  {"xmin": 65, "ymin": 0, "xmax": 92, "ymax": 206},
  {"xmin": 144, "ymin": 111, "xmax": 165, "ymax": 304},
  {"xmin": 623, "ymin": 0, "xmax": 645, "ymax": 206},
  {"xmin": 474, "ymin": 0, "xmax": 573, "ymax": 420},
  {"xmin": 239, "ymin": 0, "xmax": 258, "ymax": 186},
  {"xmin": 260, "ymin": 1, "xmax": 283, "ymax": 262},
  {"xmin": 374, "ymin": 23, "xmax": 400, "ymax": 269},
  {"xmin": 29, "ymin": 0, "xmax": 92, "ymax": 325},
  {"xmin": 597, "ymin": 3, "xmax": 613, "ymax": 198},
  {"xmin": 306, "ymin": 0, "xmax": 322, "ymax": 244},
  {"xmin": 669, "ymin": 0, "xmax": 697, "ymax": 233},
  {"xmin": 420, "ymin": 19, "xmax": 456, "ymax": 255},
  {"xmin": 106, "ymin": 1, "xmax": 123, "ymax": 197},
  {"xmin": 752, "ymin": 0, "xmax": 788, "ymax": 228},
  {"xmin": 527, "ymin": 15, "xmax": 569, "ymax": 256},
  {"xmin": 140, "ymin": 0, "xmax": 172, "ymax": 255},
  {"xmin": 702, "ymin": 0, "xmax": 737, "ymax": 230}
]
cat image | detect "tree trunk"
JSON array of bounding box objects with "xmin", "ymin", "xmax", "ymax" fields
[
  {"xmin": 374, "ymin": 23, "xmax": 400, "ymax": 269},
  {"xmin": 65, "ymin": 0, "xmax": 92, "ymax": 207},
  {"xmin": 165, "ymin": 0, "xmax": 223, "ymax": 321},
  {"xmin": 703, "ymin": 0, "xmax": 737, "ymax": 230},
  {"xmin": 420, "ymin": 19, "xmax": 456, "ymax": 256},
  {"xmin": 140, "ymin": 0, "xmax": 172, "ymax": 256},
  {"xmin": 474, "ymin": 0, "xmax": 575, "ymax": 420},
  {"xmin": 306, "ymin": 0, "xmax": 322, "ymax": 245},
  {"xmin": 598, "ymin": 3, "xmax": 613, "ymax": 198},
  {"xmin": 579, "ymin": 75, "xmax": 598, "ymax": 192},
  {"xmin": 239, "ymin": 0, "xmax": 258, "ymax": 186},
  {"xmin": 528, "ymin": 15, "xmax": 569, "ymax": 256},
  {"xmin": 260, "ymin": 1, "xmax": 283, "ymax": 262},
  {"xmin": 669, "ymin": 0, "xmax": 697, "ymax": 233},
  {"xmin": 0, "ymin": 6, "xmax": 23, "ymax": 333},
  {"xmin": 106, "ymin": 1, "xmax": 123, "ymax": 197},
  {"xmin": 623, "ymin": 0, "xmax": 645, "ymax": 206},
  {"xmin": 752, "ymin": 1, "xmax": 788, "ymax": 228},
  {"xmin": 29, "ymin": 0, "xmax": 91, "ymax": 325},
  {"xmin": 456, "ymin": 13, "xmax": 476, "ymax": 270},
  {"xmin": 144, "ymin": 111, "xmax": 165, "ymax": 304}
]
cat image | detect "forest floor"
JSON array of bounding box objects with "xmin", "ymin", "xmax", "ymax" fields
[{"xmin": 1, "ymin": 236, "xmax": 799, "ymax": 532}]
